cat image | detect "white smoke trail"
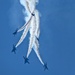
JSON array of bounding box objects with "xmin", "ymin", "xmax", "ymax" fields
[
  {"xmin": 16, "ymin": 0, "xmax": 45, "ymax": 65},
  {"xmin": 16, "ymin": 0, "xmax": 35, "ymax": 47},
  {"xmin": 20, "ymin": 0, "xmax": 31, "ymax": 16},
  {"xmin": 17, "ymin": 15, "xmax": 33, "ymax": 32},
  {"xmin": 20, "ymin": 0, "xmax": 38, "ymax": 21},
  {"xmin": 17, "ymin": 0, "xmax": 36, "ymax": 33},
  {"xmin": 33, "ymin": 37, "xmax": 44, "ymax": 65},
  {"xmin": 34, "ymin": 10, "xmax": 40, "ymax": 38},
  {"xmin": 16, "ymin": 19, "xmax": 31, "ymax": 48},
  {"xmin": 26, "ymin": 10, "xmax": 40, "ymax": 56},
  {"xmin": 26, "ymin": 9, "xmax": 44, "ymax": 65},
  {"xmin": 26, "ymin": 15, "xmax": 36, "ymax": 58}
]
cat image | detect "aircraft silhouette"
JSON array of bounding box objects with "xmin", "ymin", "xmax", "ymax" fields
[
  {"xmin": 43, "ymin": 63, "xmax": 48, "ymax": 71},
  {"xmin": 37, "ymin": 37, "xmax": 39, "ymax": 41},
  {"xmin": 11, "ymin": 45, "xmax": 16, "ymax": 54},
  {"xmin": 23, "ymin": 56, "xmax": 30, "ymax": 64},
  {"xmin": 31, "ymin": 13, "xmax": 35, "ymax": 16},
  {"xmin": 13, "ymin": 29, "xmax": 18, "ymax": 35}
]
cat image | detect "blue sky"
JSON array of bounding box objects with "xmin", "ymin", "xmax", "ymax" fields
[{"xmin": 0, "ymin": 0, "xmax": 75, "ymax": 75}]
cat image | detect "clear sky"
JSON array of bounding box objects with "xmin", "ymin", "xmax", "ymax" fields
[{"xmin": 0, "ymin": 0, "xmax": 75, "ymax": 75}]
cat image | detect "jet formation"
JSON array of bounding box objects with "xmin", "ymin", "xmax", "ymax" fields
[{"xmin": 12, "ymin": 0, "xmax": 48, "ymax": 71}]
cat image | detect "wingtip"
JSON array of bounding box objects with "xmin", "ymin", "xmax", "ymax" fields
[{"xmin": 23, "ymin": 56, "xmax": 25, "ymax": 59}]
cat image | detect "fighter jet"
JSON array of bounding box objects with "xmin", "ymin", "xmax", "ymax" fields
[
  {"xmin": 13, "ymin": 28, "xmax": 18, "ymax": 35},
  {"xmin": 31, "ymin": 13, "xmax": 35, "ymax": 16},
  {"xmin": 37, "ymin": 37, "xmax": 39, "ymax": 41},
  {"xmin": 43, "ymin": 63, "xmax": 48, "ymax": 71},
  {"xmin": 23, "ymin": 56, "xmax": 30, "ymax": 64},
  {"xmin": 11, "ymin": 45, "xmax": 16, "ymax": 54}
]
